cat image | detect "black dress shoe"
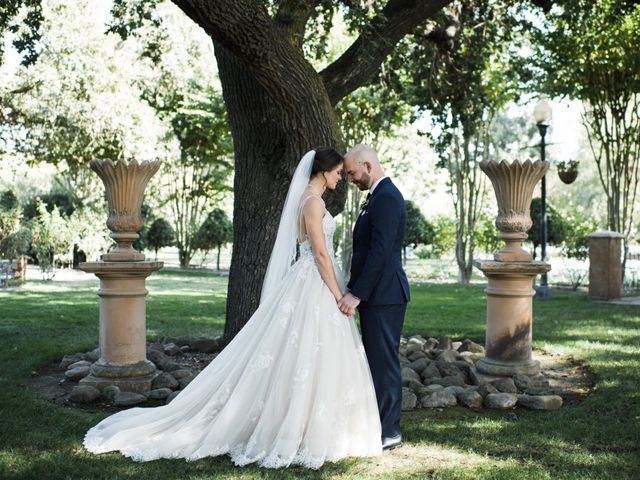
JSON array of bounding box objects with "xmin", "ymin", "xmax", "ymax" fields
[{"xmin": 382, "ymin": 434, "xmax": 402, "ymax": 450}]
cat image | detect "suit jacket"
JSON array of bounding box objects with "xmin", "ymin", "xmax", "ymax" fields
[{"xmin": 348, "ymin": 177, "xmax": 410, "ymax": 306}]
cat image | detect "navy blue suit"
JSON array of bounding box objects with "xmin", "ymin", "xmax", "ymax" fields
[{"xmin": 348, "ymin": 177, "xmax": 409, "ymax": 439}]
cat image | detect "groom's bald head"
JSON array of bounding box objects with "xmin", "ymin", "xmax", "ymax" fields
[{"xmin": 344, "ymin": 144, "xmax": 384, "ymax": 191}]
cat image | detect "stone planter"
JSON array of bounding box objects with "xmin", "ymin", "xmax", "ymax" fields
[
  {"xmin": 474, "ymin": 159, "xmax": 551, "ymax": 378},
  {"xmin": 80, "ymin": 159, "xmax": 163, "ymax": 394},
  {"xmin": 89, "ymin": 159, "xmax": 160, "ymax": 261},
  {"xmin": 479, "ymin": 159, "xmax": 549, "ymax": 262}
]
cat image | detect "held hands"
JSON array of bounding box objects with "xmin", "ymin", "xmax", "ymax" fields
[{"xmin": 337, "ymin": 292, "xmax": 361, "ymax": 317}]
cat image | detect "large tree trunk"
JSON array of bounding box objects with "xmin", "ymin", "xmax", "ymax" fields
[{"xmin": 215, "ymin": 44, "xmax": 343, "ymax": 344}]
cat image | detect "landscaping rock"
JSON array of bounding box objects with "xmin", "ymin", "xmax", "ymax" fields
[
  {"xmin": 178, "ymin": 375, "xmax": 195, "ymax": 389},
  {"xmin": 458, "ymin": 339, "xmax": 484, "ymax": 354},
  {"xmin": 513, "ymin": 375, "xmax": 531, "ymax": 391},
  {"xmin": 84, "ymin": 348, "xmax": 100, "ymax": 362},
  {"xmin": 438, "ymin": 336, "xmax": 453, "ymax": 350},
  {"xmin": 484, "ymin": 393, "xmax": 517, "ymax": 409},
  {"xmin": 408, "ymin": 357, "xmax": 430, "ymax": 374},
  {"xmin": 477, "ymin": 383, "xmax": 499, "ymax": 397},
  {"xmin": 424, "ymin": 337, "xmax": 439, "ymax": 350},
  {"xmin": 436, "ymin": 362, "xmax": 463, "ymax": 378},
  {"xmin": 443, "ymin": 385, "xmax": 465, "ymax": 398},
  {"xmin": 458, "ymin": 389, "xmax": 484, "ymax": 409},
  {"xmin": 420, "ymin": 363, "xmax": 442, "ymax": 380},
  {"xmin": 402, "ymin": 379, "xmax": 424, "ymax": 392},
  {"xmin": 171, "ymin": 369, "xmax": 195, "ymax": 379},
  {"xmin": 401, "ymin": 367, "xmax": 422, "ymax": 384},
  {"xmin": 408, "ymin": 350, "xmax": 428, "ymax": 362},
  {"xmin": 421, "ymin": 390, "xmax": 458, "ymax": 408},
  {"xmin": 67, "ymin": 360, "xmax": 92, "ymax": 370},
  {"xmin": 422, "ymin": 384, "xmax": 445, "ymax": 393},
  {"xmin": 191, "ymin": 337, "xmax": 219, "ymax": 354},
  {"xmin": 493, "ymin": 377, "xmax": 518, "ymax": 394},
  {"xmin": 64, "ymin": 366, "xmax": 91, "ymax": 381},
  {"xmin": 59, "ymin": 353, "xmax": 86, "ymax": 370},
  {"xmin": 407, "ymin": 335, "xmax": 426, "ymax": 346},
  {"xmin": 425, "ymin": 375, "xmax": 466, "ymax": 387},
  {"xmin": 517, "ymin": 394, "xmax": 563, "ymax": 410},
  {"xmin": 148, "ymin": 388, "xmax": 173, "ymax": 400},
  {"xmin": 147, "ymin": 349, "xmax": 171, "ymax": 369},
  {"xmin": 152, "ymin": 372, "xmax": 179, "ymax": 390},
  {"xmin": 114, "ymin": 391, "xmax": 147, "ymax": 407},
  {"xmin": 162, "ymin": 361, "xmax": 183, "ymax": 372},
  {"xmin": 436, "ymin": 349, "xmax": 459, "ymax": 363},
  {"xmin": 401, "ymin": 388, "xmax": 418, "ymax": 411},
  {"xmin": 459, "ymin": 351, "xmax": 484, "ymax": 364},
  {"xmin": 102, "ymin": 385, "xmax": 120, "ymax": 401},
  {"xmin": 69, "ymin": 385, "xmax": 100, "ymax": 403},
  {"xmin": 165, "ymin": 390, "xmax": 180, "ymax": 404},
  {"xmin": 163, "ymin": 342, "xmax": 181, "ymax": 356}
]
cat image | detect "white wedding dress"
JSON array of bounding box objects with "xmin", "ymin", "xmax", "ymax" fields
[{"xmin": 84, "ymin": 195, "xmax": 382, "ymax": 469}]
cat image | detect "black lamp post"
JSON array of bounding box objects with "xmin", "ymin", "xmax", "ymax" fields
[{"xmin": 533, "ymin": 95, "xmax": 553, "ymax": 299}]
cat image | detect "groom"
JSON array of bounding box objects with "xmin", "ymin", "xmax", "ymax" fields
[{"xmin": 338, "ymin": 144, "xmax": 410, "ymax": 451}]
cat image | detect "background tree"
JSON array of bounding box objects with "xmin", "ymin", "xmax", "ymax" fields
[
  {"xmin": 388, "ymin": 0, "xmax": 524, "ymax": 283},
  {"xmin": 194, "ymin": 208, "xmax": 232, "ymax": 271},
  {"xmin": 532, "ymin": 0, "xmax": 640, "ymax": 277},
  {"xmin": 30, "ymin": 201, "xmax": 72, "ymax": 279},
  {"xmin": 404, "ymin": 200, "xmax": 434, "ymax": 264},
  {"xmin": 528, "ymin": 197, "xmax": 567, "ymax": 260},
  {"xmin": 146, "ymin": 217, "xmax": 174, "ymax": 260},
  {"xmin": 160, "ymin": 90, "xmax": 233, "ymax": 268}
]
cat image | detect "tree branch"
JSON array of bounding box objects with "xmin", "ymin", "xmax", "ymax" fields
[
  {"xmin": 320, "ymin": 0, "xmax": 453, "ymax": 105},
  {"xmin": 171, "ymin": 0, "xmax": 330, "ymax": 114},
  {"xmin": 274, "ymin": 0, "xmax": 320, "ymax": 49}
]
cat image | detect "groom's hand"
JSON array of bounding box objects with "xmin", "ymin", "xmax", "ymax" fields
[{"xmin": 338, "ymin": 293, "xmax": 360, "ymax": 316}]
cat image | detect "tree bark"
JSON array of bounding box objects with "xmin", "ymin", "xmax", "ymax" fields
[{"xmin": 214, "ymin": 44, "xmax": 341, "ymax": 344}]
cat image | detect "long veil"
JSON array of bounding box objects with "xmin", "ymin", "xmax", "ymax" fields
[{"xmin": 260, "ymin": 150, "xmax": 315, "ymax": 304}]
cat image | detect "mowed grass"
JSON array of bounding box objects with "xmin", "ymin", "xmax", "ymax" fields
[{"xmin": 0, "ymin": 270, "xmax": 638, "ymax": 479}]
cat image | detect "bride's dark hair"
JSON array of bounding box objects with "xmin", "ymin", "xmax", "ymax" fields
[{"xmin": 311, "ymin": 147, "xmax": 343, "ymax": 176}]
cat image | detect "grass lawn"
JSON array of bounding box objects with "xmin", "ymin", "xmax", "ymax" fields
[{"xmin": 0, "ymin": 269, "xmax": 638, "ymax": 479}]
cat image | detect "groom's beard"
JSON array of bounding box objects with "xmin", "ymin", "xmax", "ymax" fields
[{"xmin": 352, "ymin": 172, "xmax": 371, "ymax": 191}]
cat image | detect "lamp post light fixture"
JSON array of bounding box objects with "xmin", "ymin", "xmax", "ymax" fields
[{"xmin": 533, "ymin": 95, "xmax": 553, "ymax": 300}]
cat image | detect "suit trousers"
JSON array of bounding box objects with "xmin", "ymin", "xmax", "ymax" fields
[{"xmin": 358, "ymin": 303, "xmax": 407, "ymax": 439}]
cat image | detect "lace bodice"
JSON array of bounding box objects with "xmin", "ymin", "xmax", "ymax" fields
[
  {"xmin": 299, "ymin": 211, "xmax": 336, "ymax": 260},
  {"xmin": 298, "ymin": 195, "xmax": 336, "ymax": 262}
]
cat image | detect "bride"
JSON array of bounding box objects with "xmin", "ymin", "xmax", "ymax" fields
[{"xmin": 83, "ymin": 148, "xmax": 383, "ymax": 469}]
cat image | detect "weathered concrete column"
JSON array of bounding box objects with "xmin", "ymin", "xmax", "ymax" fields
[
  {"xmin": 474, "ymin": 159, "xmax": 550, "ymax": 377},
  {"xmin": 79, "ymin": 159, "xmax": 163, "ymax": 394},
  {"xmin": 473, "ymin": 261, "xmax": 549, "ymax": 376},
  {"xmin": 588, "ymin": 231, "xmax": 623, "ymax": 300}
]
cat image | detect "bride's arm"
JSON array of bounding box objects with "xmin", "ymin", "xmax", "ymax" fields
[{"xmin": 303, "ymin": 198, "xmax": 343, "ymax": 302}]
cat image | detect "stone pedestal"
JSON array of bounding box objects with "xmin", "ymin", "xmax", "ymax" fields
[
  {"xmin": 588, "ymin": 231, "xmax": 623, "ymax": 300},
  {"xmin": 474, "ymin": 159, "xmax": 551, "ymax": 379},
  {"xmin": 79, "ymin": 261, "xmax": 163, "ymax": 393},
  {"xmin": 474, "ymin": 261, "xmax": 551, "ymax": 376}
]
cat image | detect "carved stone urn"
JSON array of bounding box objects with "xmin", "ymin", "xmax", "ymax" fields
[
  {"xmin": 481, "ymin": 159, "xmax": 549, "ymax": 262},
  {"xmin": 473, "ymin": 159, "xmax": 551, "ymax": 378},
  {"xmin": 79, "ymin": 159, "xmax": 163, "ymax": 394},
  {"xmin": 89, "ymin": 159, "xmax": 161, "ymax": 261}
]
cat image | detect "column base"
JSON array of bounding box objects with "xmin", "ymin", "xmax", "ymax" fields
[
  {"xmin": 80, "ymin": 373, "xmax": 157, "ymax": 394},
  {"xmin": 79, "ymin": 359, "xmax": 157, "ymax": 394},
  {"xmin": 476, "ymin": 356, "xmax": 540, "ymax": 377}
]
